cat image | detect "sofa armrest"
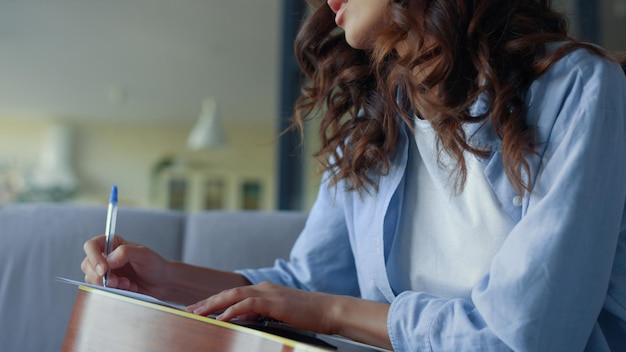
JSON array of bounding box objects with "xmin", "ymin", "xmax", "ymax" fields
[
  {"xmin": 0, "ymin": 203, "xmax": 184, "ymax": 352},
  {"xmin": 182, "ymin": 210, "xmax": 307, "ymax": 271}
]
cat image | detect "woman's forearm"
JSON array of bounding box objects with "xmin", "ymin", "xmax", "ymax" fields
[{"xmin": 159, "ymin": 261, "xmax": 251, "ymax": 305}]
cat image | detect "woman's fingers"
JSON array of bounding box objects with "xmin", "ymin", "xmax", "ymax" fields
[
  {"xmin": 187, "ymin": 285, "xmax": 250, "ymax": 315},
  {"xmin": 83, "ymin": 270, "xmax": 135, "ymax": 292},
  {"xmin": 81, "ymin": 256, "xmax": 102, "ymax": 285},
  {"xmin": 82, "ymin": 234, "xmax": 141, "ymax": 288},
  {"xmin": 82, "ymin": 235, "xmax": 107, "ymax": 278},
  {"xmin": 115, "ymin": 276, "xmax": 136, "ymax": 291},
  {"xmin": 106, "ymin": 242, "xmax": 139, "ymax": 269},
  {"xmin": 188, "ymin": 282, "xmax": 291, "ymax": 322},
  {"xmin": 217, "ymin": 296, "xmax": 276, "ymax": 322}
]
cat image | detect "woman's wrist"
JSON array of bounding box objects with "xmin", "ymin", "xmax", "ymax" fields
[
  {"xmin": 145, "ymin": 259, "xmax": 182, "ymax": 301},
  {"xmin": 328, "ymin": 295, "xmax": 392, "ymax": 350},
  {"xmin": 158, "ymin": 261, "xmax": 250, "ymax": 305}
]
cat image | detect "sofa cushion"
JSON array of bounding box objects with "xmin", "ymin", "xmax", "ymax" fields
[{"xmin": 182, "ymin": 210, "xmax": 307, "ymax": 271}]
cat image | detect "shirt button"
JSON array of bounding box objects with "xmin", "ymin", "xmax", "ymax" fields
[{"xmin": 512, "ymin": 196, "xmax": 523, "ymax": 207}]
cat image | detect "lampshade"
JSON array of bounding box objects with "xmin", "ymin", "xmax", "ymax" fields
[
  {"xmin": 187, "ymin": 98, "xmax": 227, "ymax": 150},
  {"xmin": 30, "ymin": 123, "xmax": 77, "ymax": 191}
]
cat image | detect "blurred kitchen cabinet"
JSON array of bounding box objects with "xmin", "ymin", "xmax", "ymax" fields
[{"xmin": 155, "ymin": 167, "xmax": 272, "ymax": 211}]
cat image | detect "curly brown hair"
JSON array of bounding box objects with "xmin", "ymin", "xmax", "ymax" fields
[{"xmin": 292, "ymin": 0, "xmax": 607, "ymax": 194}]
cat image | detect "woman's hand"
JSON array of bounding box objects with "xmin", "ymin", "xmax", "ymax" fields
[
  {"xmin": 187, "ymin": 281, "xmax": 340, "ymax": 335},
  {"xmin": 186, "ymin": 281, "xmax": 392, "ymax": 349},
  {"xmin": 81, "ymin": 234, "xmax": 170, "ymax": 299}
]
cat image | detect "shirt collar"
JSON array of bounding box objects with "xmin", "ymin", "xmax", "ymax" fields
[{"xmin": 465, "ymin": 93, "xmax": 502, "ymax": 153}]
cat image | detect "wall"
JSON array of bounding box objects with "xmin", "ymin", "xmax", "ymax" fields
[
  {"xmin": 601, "ymin": 0, "xmax": 626, "ymax": 52},
  {"xmin": 0, "ymin": 118, "xmax": 278, "ymax": 209}
]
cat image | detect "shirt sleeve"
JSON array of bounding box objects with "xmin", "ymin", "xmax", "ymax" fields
[
  {"xmin": 237, "ymin": 174, "xmax": 360, "ymax": 297},
  {"xmin": 387, "ymin": 53, "xmax": 626, "ymax": 351}
]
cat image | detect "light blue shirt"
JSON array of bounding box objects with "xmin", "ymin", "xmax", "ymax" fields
[{"xmin": 239, "ymin": 48, "xmax": 626, "ymax": 351}]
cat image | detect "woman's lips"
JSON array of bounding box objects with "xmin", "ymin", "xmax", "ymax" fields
[
  {"xmin": 327, "ymin": 0, "xmax": 343, "ymax": 13},
  {"xmin": 327, "ymin": 0, "xmax": 347, "ymax": 26}
]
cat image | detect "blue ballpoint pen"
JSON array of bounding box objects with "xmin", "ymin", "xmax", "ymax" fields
[{"xmin": 103, "ymin": 185, "xmax": 118, "ymax": 287}]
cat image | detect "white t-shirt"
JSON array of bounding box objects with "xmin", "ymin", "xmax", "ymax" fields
[{"xmin": 388, "ymin": 118, "xmax": 514, "ymax": 300}]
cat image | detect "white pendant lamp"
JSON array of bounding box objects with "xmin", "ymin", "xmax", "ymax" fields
[{"xmin": 187, "ymin": 98, "xmax": 227, "ymax": 150}]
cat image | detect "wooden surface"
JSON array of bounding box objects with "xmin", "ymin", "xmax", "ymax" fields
[{"xmin": 61, "ymin": 287, "xmax": 332, "ymax": 352}]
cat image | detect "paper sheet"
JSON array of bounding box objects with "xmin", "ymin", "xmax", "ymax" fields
[{"xmin": 55, "ymin": 276, "xmax": 187, "ymax": 311}]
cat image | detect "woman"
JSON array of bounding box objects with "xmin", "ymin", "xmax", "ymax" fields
[{"xmin": 82, "ymin": 0, "xmax": 626, "ymax": 350}]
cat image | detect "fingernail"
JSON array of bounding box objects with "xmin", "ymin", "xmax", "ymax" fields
[{"xmin": 96, "ymin": 264, "xmax": 104, "ymax": 276}]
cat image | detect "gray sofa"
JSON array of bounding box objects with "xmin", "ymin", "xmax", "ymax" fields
[{"xmin": 0, "ymin": 203, "xmax": 307, "ymax": 352}]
